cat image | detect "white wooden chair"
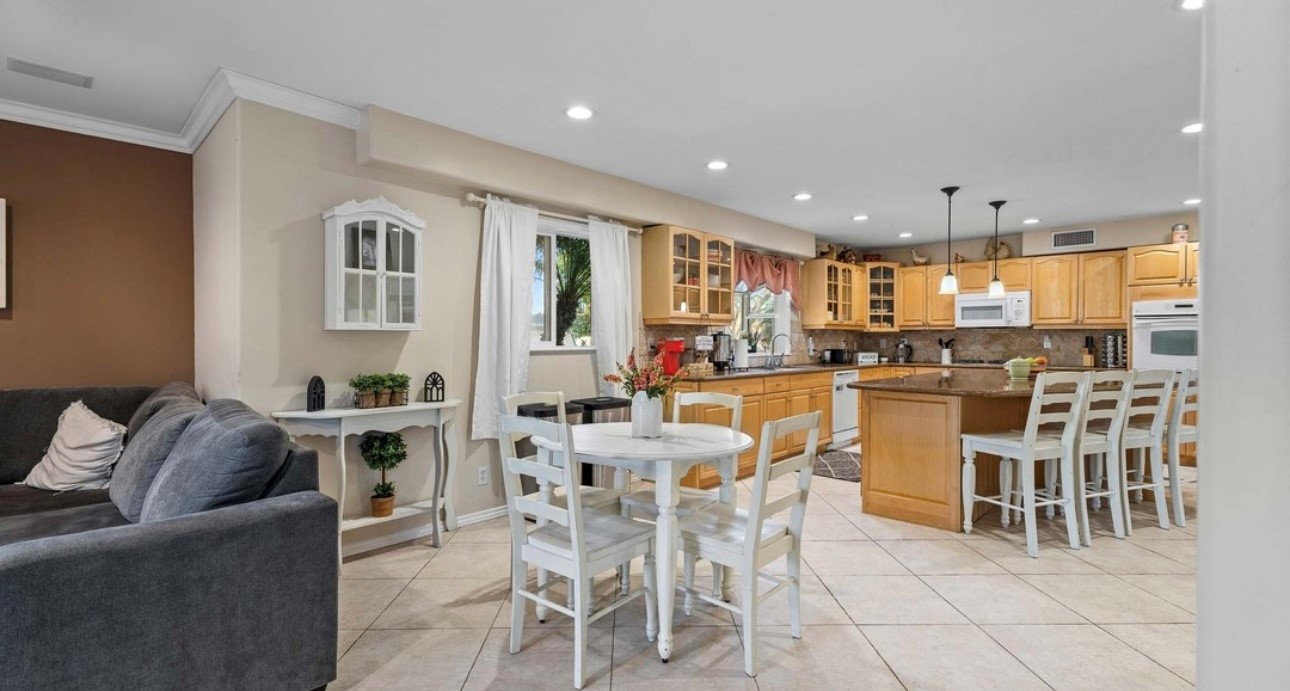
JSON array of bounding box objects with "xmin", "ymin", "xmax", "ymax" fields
[
  {"xmin": 676, "ymin": 411, "xmax": 821, "ymax": 677},
  {"xmin": 1119, "ymin": 369, "xmax": 1176, "ymax": 534},
  {"xmin": 1165, "ymin": 369, "xmax": 1198, "ymax": 527},
  {"xmin": 962, "ymin": 372, "xmax": 1091, "ymax": 558},
  {"xmin": 1070, "ymin": 370, "xmax": 1136, "ymax": 544},
  {"xmin": 618, "ymin": 391, "xmax": 742, "ymax": 598},
  {"xmin": 498, "ymin": 414, "xmax": 657, "ymax": 690}
]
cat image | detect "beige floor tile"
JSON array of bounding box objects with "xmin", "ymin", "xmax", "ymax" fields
[
  {"xmin": 862, "ymin": 624, "xmax": 1048, "ymax": 690},
  {"xmin": 343, "ymin": 543, "xmax": 438, "ymax": 579},
  {"xmin": 370, "ymin": 578, "xmax": 508, "ymax": 629},
  {"xmin": 493, "ymin": 575, "xmax": 624, "ymax": 629},
  {"xmin": 1120, "ymin": 574, "xmax": 1196, "ymax": 614},
  {"xmin": 800, "ymin": 514, "xmax": 871, "ymax": 541},
  {"xmin": 450, "ymin": 517, "xmax": 514, "ymax": 543},
  {"xmin": 753, "ymin": 625, "xmax": 903, "ymax": 690},
  {"xmin": 1068, "ymin": 540, "xmax": 1194, "ymax": 575},
  {"xmin": 821, "ymin": 575, "xmax": 967, "ymax": 624},
  {"xmin": 1102, "ymin": 623, "xmax": 1197, "ymax": 684},
  {"xmin": 801, "ymin": 540, "xmax": 909, "ymax": 576},
  {"xmin": 1136, "ymin": 538, "xmax": 1197, "ymax": 567},
  {"xmin": 339, "ymin": 579, "xmax": 408, "ymax": 629},
  {"xmin": 610, "ymin": 625, "xmax": 757, "ymax": 689},
  {"xmin": 811, "ymin": 477, "xmax": 862, "ymax": 497},
  {"xmin": 615, "ymin": 584, "xmax": 737, "ymax": 629},
  {"xmin": 847, "ymin": 512, "xmax": 960, "ymax": 540},
  {"xmin": 337, "ymin": 629, "xmax": 363, "ymax": 660},
  {"xmin": 334, "ymin": 628, "xmax": 487, "ymax": 690},
  {"xmin": 879, "ymin": 540, "xmax": 1007, "ymax": 575},
  {"xmin": 963, "ymin": 538, "xmax": 1104, "ymax": 575},
  {"xmin": 464, "ymin": 625, "xmax": 613, "ymax": 690},
  {"xmin": 923, "ymin": 575, "xmax": 1085, "ymax": 624},
  {"xmin": 1020, "ymin": 575, "xmax": 1194, "ymax": 624},
  {"xmin": 985, "ymin": 624, "xmax": 1191, "ymax": 690},
  {"xmin": 725, "ymin": 573, "xmax": 853, "ymax": 626},
  {"xmin": 818, "ymin": 492, "xmax": 863, "ymax": 515},
  {"xmin": 416, "ymin": 539, "xmax": 513, "ymax": 580}
]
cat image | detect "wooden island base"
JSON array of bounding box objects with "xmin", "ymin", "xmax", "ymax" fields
[{"xmin": 859, "ymin": 380, "xmax": 1032, "ymax": 531}]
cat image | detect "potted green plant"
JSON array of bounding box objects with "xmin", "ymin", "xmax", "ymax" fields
[
  {"xmin": 360, "ymin": 432, "xmax": 407, "ymax": 517},
  {"xmin": 373, "ymin": 373, "xmax": 393, "ymax": 407},
  {"xmin": 349, "ymin": 374, "xmax": 380, "ymax": 409},
  {"xmin": 387, "ymin": 372, "xmax": 411, "ymax": 406}
]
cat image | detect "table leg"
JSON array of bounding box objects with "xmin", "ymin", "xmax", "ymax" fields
[
  {"xmin": 429, "ymin": 425, "xmax": 443, "ymax": 548},
  {"xmin": 654, "ymin": 465, "xmax": 678, "ymax": 662},
  {"xmin": 442, "ymin": 415, "xmax": 459, "ymax": 531},
  {"xmin": 717, "ymin": 455, "xmax": 736, "ymax": 601},
  {"xmin": 334, "ymin": 428, "xmax": 347, "ymax": 566}
]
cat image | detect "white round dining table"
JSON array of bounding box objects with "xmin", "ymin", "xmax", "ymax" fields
[{"xmin": 534, "ymin": 421, "xmax": 754, "ymax": 662}]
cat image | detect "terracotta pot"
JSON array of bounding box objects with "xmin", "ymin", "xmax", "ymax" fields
[
  {"xmin": 355, "ymin": 391, "xmax": 377, "ymax": 409},
  {"xmin": 370, "ymin": 495, "xmax": 395, "ymax": 518},
  {"xmin": 375, "ymin": 390, "xmax": 392, "ymax": 407},
  {"xmin": 391, "ymin": 390, "xmax": 408, "ymax": 406}
]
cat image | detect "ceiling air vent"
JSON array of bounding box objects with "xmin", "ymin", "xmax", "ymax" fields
[
  {"xmin": 6, "ymin": 58, "xmax": 93, "ymax": 88},
  {"xmin": 1050, "ymin": 227, "xmax": 1096, "ymax": 250}
]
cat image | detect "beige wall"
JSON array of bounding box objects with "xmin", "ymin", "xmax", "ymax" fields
[
  {"xmin": 359, "ymin": 106, "xmax": 818, "ymax": 258},
  {"xmin": 1021, "ymin": 211, "xmax": 1199, "ymax": 255},
  {"xmin": 193, "ymin": 104, "xmax": 242, "ymax": 399}
]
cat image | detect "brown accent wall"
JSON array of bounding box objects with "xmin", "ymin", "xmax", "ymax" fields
[{"xmin": 0, "ymin": 121, "xmax": 193, "ymax": 388}]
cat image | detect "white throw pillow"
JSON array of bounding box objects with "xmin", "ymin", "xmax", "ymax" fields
[{"xmin": 22, "ymin": 401, "xmax": 126, "ymax": 491}]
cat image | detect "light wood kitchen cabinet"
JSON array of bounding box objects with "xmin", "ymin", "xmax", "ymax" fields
[
  {"xmin": 1185, "ymin": 242, "xmax": 1199, "ymax": 286},
  {"xmin": 641, "ymin": 224, "xmax": 734, "ymax": 325},
  {"xmin": 1127, "ymin": 243, "xmax": 1189, "ymax": 286},
  {"xmin": 996, "ymin": 258, "xmax": 1033, "ymax": 291},
  {"xmin": 1031, "ymin": 254, "xmax": 1080, "ymax": 325},
  {"xmin": 802, "ymin": 259, "xmax": 861, "ymax": 329},
  {"xmin": 957, "ymin": 262, "xmax": 992, "ymax": 292},
  {"xmin": 897, "ymin": 266, "xmax": 928, "ymax": 328},
  {"xmin": 862, "ymin": 262, "xmax": 900, "ymax": 331},
  {"xmin": 763, "ymin": 391, "xmax": 790, "ymax": 456},
  {"xmin": 957, "ymin": 258, "xmax": 1031, "ymax": 294},
  {"xmin": 1078, "ymin": 250, "xmax": 1128, "ymax": 325},
  {"xmin": 926, "ymin": 264, "xmax": 957, "ymax": 327}
]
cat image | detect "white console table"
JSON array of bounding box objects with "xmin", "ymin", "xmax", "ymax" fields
[{"xmin": 272, "ymin": 400, "xmax": 461, "ymax": 553}]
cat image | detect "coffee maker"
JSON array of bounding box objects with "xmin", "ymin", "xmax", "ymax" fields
[
  {"xmin": 895, "ymin": 337, "xmax": 914, "ymax": 364},
  {"xmin": 712, "ymin": 332, "xmax": 733, "ymax": 372}
]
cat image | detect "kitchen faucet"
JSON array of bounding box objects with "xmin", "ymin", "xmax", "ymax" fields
[{"xmin": 769, "ymin": 333, "xmax": 790, "ymax": 369}]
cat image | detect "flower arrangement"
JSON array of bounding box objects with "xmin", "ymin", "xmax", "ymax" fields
[{"xmin": 603, "ymin": 349, "xmax": 685, "ymax": 399}]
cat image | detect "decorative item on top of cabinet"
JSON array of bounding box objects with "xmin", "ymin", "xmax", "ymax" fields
[
  {"xmin": 909, "ymin": 247, "xmax": 930, "ymax": 266},
  {"xmin": 984, "ymin": 237, "xmax": 1013, "ymax": 260},
  {"xmin": 424, "ymin": 372, "xmax": 445, "ymax": 403},
  {"xmin": 863, "ymin": 262, "xmax": 900, "ymax": 331},
  {"xmin": 323, "ymin": 197, "xmax": 423, "ymax": 330},
  {"xmin": 641, "ymin": 225, "xmax": 734, "ymax": 324}
]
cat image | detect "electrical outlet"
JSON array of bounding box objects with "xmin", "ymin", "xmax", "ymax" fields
[
  {"xmin": 477, "ymin": 467, "xmax": 490, "ymax": 486},
  {"xmin": 1042, "ymin": 334, "xmax": 1052, "ymax": 349}
]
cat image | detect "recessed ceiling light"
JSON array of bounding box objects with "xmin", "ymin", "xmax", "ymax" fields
[
  {"xmin": 706, "ymin": 160, "xmax": 728, "ymax": 171},
  {"xmin": 1183, "ymin": 198, "xmax": 1202, "ymax": 205},
  {"xmin": 793, "ymin": 192, "xmax": 812, "ymax": 201},
  {"xmin": 565, "ymin": 105, "xmax": 594, "ymax": 120},
  {"xmin": 1181, "ymin": 122, "xmax": 1203, "ymax": 134},
  {"xmin": 852, "ymin": 214, "xmax": 869, "ymax": 222},
  {"xmin": 1178, "ymin": 0, "xmax": 1203, "ymax": 10},
  {"xmin": 1022, "ymin": 218, "xmax": 1041, "ymax": 225},
  {"xmin": 898, "ymin": 232, "xmax": 913, "ymax": 238}
]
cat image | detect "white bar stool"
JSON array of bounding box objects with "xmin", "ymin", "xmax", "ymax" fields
[
  {"xmin": 1072, "ymin": 370, "xmax": 1136, "ymax": 544},
  {"xmin": 1165, "ymin": 369, "xmax": 1198, "ymax": 527},
  {"xmin": 1119, "ymin": 369, "xmax": 1176, "ymax": 534}
]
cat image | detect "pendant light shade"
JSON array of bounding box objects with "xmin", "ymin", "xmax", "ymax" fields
[
  {"xmin": 987, "ymin": 200, "xmax": 1007, "ymax": 298},
  {"xmin": 939, "ymin": 186, "xmax": 960, "ymax": 295}
]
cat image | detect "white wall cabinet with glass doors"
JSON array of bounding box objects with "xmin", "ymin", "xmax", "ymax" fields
[{"xmin": 323, "ymin": 197, "xmax": 424, "ymax": 330}]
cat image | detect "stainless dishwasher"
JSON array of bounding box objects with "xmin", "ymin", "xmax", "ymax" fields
[{"xmin": 832, "ymin": 369, "xmax": 859, "ymax": 445}]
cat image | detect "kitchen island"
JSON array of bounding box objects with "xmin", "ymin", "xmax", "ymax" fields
[{"xmin": 851, "ymin": 369, "xmax": 1042, "ymax": 531}]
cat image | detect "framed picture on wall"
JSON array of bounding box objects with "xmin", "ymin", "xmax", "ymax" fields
[{"xmin": 1, "ymin": 198, "xmax": 7, "ymax": 310}]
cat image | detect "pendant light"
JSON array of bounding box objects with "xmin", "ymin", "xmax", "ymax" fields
[
  {"xmin": 938, "ymin": 186, "xmax": 960, "ymax": 295},
  {"xmin": 988, "ymin": 200, "xmax": 1007, "ymax": 298}
]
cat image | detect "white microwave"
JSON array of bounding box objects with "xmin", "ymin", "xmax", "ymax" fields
[{"xmin": 955, "ymin": 291, "xmax": 1032, "ymax": 328}]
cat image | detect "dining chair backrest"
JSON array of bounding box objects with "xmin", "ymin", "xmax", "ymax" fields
[
  {"xmin": 1169, "ymin": 369, "xmax": 1199, "ymax": 431},
  {"xmin": 500, "ymin": 391, "xmax": 567, "ymax": 462},
  {"xmin": 1127, "ymin": 369, "xmax": 1176, "ymax": 437},
  {"xmin": 1080, "ymin": 370, "xmax": 1136, "ymax": 443},
  {"xmin": 744, "ymin": 412, "xmax": 821, "ymax": 560},
  {"xmin": 1021, "ymin": 371, "xmax": 1092, "ymax": 452},
  {"xmin": 497, "ymin": 414, "xmax": 585, "ymax": 556},
  {"xmin": 673, "ymin": 392, "xmax": 743, "ymax": 432}
]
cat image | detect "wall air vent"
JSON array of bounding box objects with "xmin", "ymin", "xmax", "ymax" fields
[
  {"xmin": 1050, "ymin": 227, "xmax": 1096, "ymax": 250},
  {"xmin": 6, "ymin": 58, "xmax": 93, "ymax": 88}
]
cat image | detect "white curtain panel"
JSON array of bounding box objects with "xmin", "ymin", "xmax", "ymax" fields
[
  {"xmin": 470, "ymin": 200, "xmax": 539, "ymax": 440},
  {"xmin": 589, "ymin": 220, "xmax": 634, "ymax": 397}
]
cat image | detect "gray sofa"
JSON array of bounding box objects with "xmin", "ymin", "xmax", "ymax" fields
[{"xmin": 0, "ymin": 385, "xmax": 338, "ymax": 690}]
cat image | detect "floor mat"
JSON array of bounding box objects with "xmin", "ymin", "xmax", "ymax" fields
[{"xmin": 814, "ymin": 450, "xmax": 861, "ymax": 483}]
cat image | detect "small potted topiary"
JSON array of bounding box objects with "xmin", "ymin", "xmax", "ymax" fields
[
  {"xmin": 371, "ymin": 374, "xmax": 392, "ymax": 407},
  {"xmin": 387, "ymin": 373, "xmax": 411, "ymax": 406},
  {"xmin": 360, "ymin": 432, "xmax": 406, "ymax": 517},
  {"xmin": 349, "ymin": 374, "xmax": 380, "ymax": 409}
]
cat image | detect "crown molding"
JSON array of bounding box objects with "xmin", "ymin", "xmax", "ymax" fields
[
  {"xmin": 0, "ymin": 68, "xmax": 362, "ymax": 154},
  {"xmin": 0, "ymin": 97, "xmax": 190, "ymax": 152}
]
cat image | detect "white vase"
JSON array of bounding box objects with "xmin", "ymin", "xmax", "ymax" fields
[{"xmin": 631, "ymin": 391, "xmax": 664, "ymax": 438}]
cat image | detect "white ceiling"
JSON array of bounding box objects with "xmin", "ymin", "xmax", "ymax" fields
[{"xmin": 0, "ymin": 1, "xmax": 1201, "ymax": 245}]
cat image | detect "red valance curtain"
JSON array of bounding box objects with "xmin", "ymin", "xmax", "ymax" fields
[{"xmin": 735, "ymin": 249, "xmax": 801, "ymax": 308}]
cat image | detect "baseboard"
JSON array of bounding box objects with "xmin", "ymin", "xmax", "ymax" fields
[{"xmin": 342, "ymin": 504, "xmax": 507, "ymax": 558}]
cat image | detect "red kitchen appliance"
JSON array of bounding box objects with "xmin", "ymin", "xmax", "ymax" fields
[{"xmin": 659, "ymin": 338, "xmax": 686, "ymax": 375}]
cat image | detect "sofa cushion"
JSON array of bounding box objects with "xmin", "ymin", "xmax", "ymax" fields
[
  {"xmin": 22, "ymin": 401, "xmax": 126, "ymax": 491},
  {"xmin": 0, "ymin": 483, "xmax": 112, "ymax": 519},
  {"xmin": 125, "ymin": 382, "xmax": 201, "ymax": 442},
  {"xmin": 0, "ymin": 386, "xmax": 154, "ymax": 484},
  {"xmin": 109, "ymin": 398, "xmax": 206, "ymax": 522},
  {"xmin": 139, "ymin": 399, "xmax": 289, "ymax": 522},
  {"xmin": 0, "ymin": 501, "xmax": 129, "ymax": 548}
]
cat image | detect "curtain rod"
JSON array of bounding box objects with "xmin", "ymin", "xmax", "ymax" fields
[{"xmin": 464, "ymin": 192, "xmax": 642, "ymax": 234}]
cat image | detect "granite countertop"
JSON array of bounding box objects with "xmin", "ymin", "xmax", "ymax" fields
[
  {"xmin": 850, "ymin": 369, "xmax": 1067, "ymax": 397},
  {"xmin": 684, "ymin": 360, "xmax": 1106, "ymax": 381}
]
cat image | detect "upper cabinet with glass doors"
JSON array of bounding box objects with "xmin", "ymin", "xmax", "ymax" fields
[
  {"xmin": 642, "ymin": 225, "xmax": 735, "ymax": 325},
  {"xmin": 323, "ymin": 197, "xmax": 424, "ymax": 330}
]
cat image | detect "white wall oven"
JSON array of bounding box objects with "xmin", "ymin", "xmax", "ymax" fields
[
  {"xmin": 954, "ymin": 291, "xmax": 1032, "ymax": 328},
  {"xmin": 1131, "ymin": 299, "xmax": 1199, "ymax": 370}
]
